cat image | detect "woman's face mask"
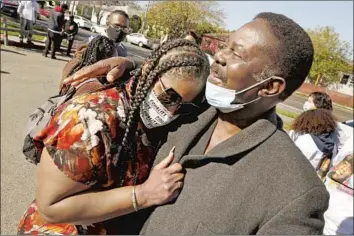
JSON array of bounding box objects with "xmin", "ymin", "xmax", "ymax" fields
[
  {"xmin": 303, "ymin": 97, "xmax": 316, "ymax": 111},
  {"xmin": 140, "ymin": 90, "xmax": 179, "ymax": 129},
  {"xmin": 205, "ymin": 76, "xmax": 275, "ymax": 113}
]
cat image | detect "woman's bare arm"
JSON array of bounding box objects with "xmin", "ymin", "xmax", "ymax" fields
[{"xmin": 36, "ymin": 147, "xmax": 183, "ymax": 225}]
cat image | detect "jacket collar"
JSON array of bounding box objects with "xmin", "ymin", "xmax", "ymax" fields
[{"xmin": 153, "ymin": 107, "xmax": 277, "ymax": 166}]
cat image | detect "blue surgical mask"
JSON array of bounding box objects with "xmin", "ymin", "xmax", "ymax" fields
[{"xmin": 205, "ymin": 76, "xmax": 275, "ymax": 113}]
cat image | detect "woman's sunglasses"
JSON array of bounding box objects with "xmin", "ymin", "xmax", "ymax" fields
[{"xmin": 157, "ymin": 78, "xmax": 200, "ymax": 115}]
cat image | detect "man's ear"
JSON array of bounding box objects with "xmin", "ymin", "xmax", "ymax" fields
[{"xmin": 258, "ymin": 76, "xmax": 286, "ymax": 97}]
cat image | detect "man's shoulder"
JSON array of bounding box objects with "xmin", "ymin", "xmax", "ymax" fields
[
  {"xmin": 260, "ymin": 129, "xmax": 325, "ymax": 187},
  {"xmin": 116, "ymin": 43, "xmax": 128, "ymax": 57}
]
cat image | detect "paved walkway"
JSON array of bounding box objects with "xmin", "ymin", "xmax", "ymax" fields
[{"xmin": 1, "ymin": 45, "xmax": 69, "ymax": 234}]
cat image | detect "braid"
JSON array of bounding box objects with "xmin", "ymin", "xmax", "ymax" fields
[
  {"xmin": 67, "ymin": 36, "xmax": 115, "ymax": 77},
  {"xmin": 117, "ymin": 39, "xmax": 209, "ymax": 186}
]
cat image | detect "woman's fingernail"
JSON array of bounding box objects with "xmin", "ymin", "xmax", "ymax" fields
[{"xmin": 170, "ymin": 146, "xmax": 176, "ymax": 154}]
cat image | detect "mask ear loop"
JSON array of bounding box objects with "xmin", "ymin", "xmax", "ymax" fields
[{"xmin": 230, "ymin": 76, "xmax": 286, "ymax": 105}]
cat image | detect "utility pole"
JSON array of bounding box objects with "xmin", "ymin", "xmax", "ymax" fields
[{"xmin": 140, "ymin": 1, "xmax": 151, "ymax": 34}]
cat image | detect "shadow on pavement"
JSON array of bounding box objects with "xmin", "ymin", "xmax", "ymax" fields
[
  {"xmin": 1, "ymin": 70, "xmax": 10, "ymax": 74},
  {"xmin": 49, "ymin": 57, "xmax": 69, "ymax": 62},
  {"xmin": 1, "ymin": 48, "xmax": 26, "ymax": 56}
]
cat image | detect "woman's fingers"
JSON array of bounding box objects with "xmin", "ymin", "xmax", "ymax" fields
[
  {"xmin": 166, "ymin": 163, "xmax": 183, "ymax": 174},
  {"xmin": 107, "ymin": 65, "xmax": 124, "ymax": 83},
  {"xmin": 63, "ymin": 57, "xmax": 132, "ymax": 86},
  {"xmin": 63, "ymin": 62, "xmax": 108, "ymax": 85},
  {"xmin": 155, "ymin": 146, "xmax": 176, "ymax": 170}
]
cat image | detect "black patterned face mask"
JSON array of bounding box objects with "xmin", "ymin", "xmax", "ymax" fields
[{"xmin": 106, "ymin": 25, "xmax": 127, "ymax": 43}]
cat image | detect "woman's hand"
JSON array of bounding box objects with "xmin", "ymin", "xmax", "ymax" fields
[
  {"xmin": 136, "ymin": 147, "xmax": 184, "ymax": 208},
  {"xmin": 62, "ymin": 57, "xmax": 135, "ymax": 87}
]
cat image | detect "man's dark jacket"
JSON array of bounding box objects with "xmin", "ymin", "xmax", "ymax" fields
[
  {"xmin": 48, "ymin": 8, "xmax": 65, "ymax": 31},
  {"xmin": 139, "ymin": 107, "xmax": 329, "ymax": 235}
]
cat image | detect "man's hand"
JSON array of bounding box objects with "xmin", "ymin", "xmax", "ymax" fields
[{"xmin": 63, "ymin": 57, "xmax": 135, "ymax": 87}]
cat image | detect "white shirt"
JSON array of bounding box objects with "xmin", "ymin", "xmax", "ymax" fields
[
  {"xmin": 288, "ymin": 130, "xmax": 326, "ymax": 169},
  {"xmin": 17, "ymin": 1, "xmax": 38, "ymax": 22}
]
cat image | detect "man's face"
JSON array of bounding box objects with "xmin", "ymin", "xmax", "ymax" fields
[
  {"xmin": 211, "ymin": 19, "xmax": 283, "ymax": 119},
  {"xmin": 108, "ymin": 14, "xmax": 129, "ymax": 29}
]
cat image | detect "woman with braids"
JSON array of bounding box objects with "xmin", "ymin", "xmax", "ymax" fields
[
  {"xmin": 17, "ymin": 38, "xmax": 210, "ymax": 235},
  {"xmin": 289, "ymin": 108, "xmax": 339, "ymax": 179}
]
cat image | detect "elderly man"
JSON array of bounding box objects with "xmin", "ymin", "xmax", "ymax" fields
[{"xmin": 63, "ymin": 12, "xmax": 329, "ymax": 235}]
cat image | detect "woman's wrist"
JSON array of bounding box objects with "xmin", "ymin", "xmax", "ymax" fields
[{"xmin": 134, "ymin": 184, "xmax": 150, "ymax": 209}]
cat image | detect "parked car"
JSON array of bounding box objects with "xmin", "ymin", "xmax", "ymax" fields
[
  {"xmin": 73, "ymin": 15, "xmax": 92, "ymax": 30},
  {"xmin": 0, "ymin": 0, "xmax": 19, "ymax": 18},
  {"xmin": 126, "ymin": 33, "xmax": 154, "ymax": 49},
  {"xmin": 90, "ymin": 24, "xmax": 107, "ymax": 35}
]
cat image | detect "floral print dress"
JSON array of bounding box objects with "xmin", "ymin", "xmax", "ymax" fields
[{"xmin": 17, "ymin": 83, "xmax": 156, "ymax": 235}]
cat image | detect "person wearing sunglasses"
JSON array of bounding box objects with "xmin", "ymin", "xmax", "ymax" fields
[
  {"xmin": 60, "ymin": 10, "xmax": 131, "ymax": 90},
  {"xmin": 18, "ymin": 38, "xmax": 210, "ymax": 235},
  {"xmin": 104, "ymin": 10, "xmax": 131, "ymax": 57}
]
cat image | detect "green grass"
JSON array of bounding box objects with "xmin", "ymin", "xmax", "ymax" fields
[
  {"xmin": 283, "ymin": 122, "xmax": 291, "ymax": 131},
  {"xmin": 1, "ymin": 29, "xmax": 45, "ymax": 41},
  {"xmin": 276, "ymin": 107, "xmax": 298, "ymax": 119},
  {"xmin": 1, "ymin": 15, "xmax": 47, "ymax": 33}
]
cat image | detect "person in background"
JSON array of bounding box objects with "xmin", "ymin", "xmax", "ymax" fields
[
  {"xmin": 63, "ymin": 15, "xmax": 79, "ymax": 57},
  {"xmin": 87, "ymin": 10, "xmax": 130, "ymax": 57},
  {"xmin": 303, "ymin": 91, "xmax": 353, "ymax": 155},
  {"xmin": 43, "ymin": 3, "xmax": 68, "ymax": 59},
  {"xmin": 60, "ymin": 10, "xmax": 130, "ymax": 88},
  {"xmin": 300, "ymin": 92, "xmax": 353, "ymax": 235},
  {"xmin": 17, "ymin": 0, "xmax": 38, "ymax": 45},
  {"xmin": 289, "ymin": 108, "xmax": 338, "ymax": 178}
]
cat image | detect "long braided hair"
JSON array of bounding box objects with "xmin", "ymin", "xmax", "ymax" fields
[
  {"xmin": 117, "ymin": 39, "xmax": 210, "ymax": 186},
  {"xmin": 67, "ymin": 36, "xmax": 115, "ymax": 77}
]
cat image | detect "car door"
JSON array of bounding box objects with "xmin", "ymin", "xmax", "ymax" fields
[{"xmin": 129, "ymin": 33, "xmax": 138, "ymax": 44}]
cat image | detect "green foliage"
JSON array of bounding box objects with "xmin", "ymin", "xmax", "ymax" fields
[
  {"xmin": 146, "ymin": 1, "xmax": 226, "ymax": 39},
  {"xmin": 130, "ymin": 15, "xmax": 142, "ymax": 33},
  {"xmin": 307, "ymin": 26, "xmax": 353, "ymax": 86}
]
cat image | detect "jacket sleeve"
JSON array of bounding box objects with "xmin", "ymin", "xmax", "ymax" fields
[
  {"xmin": 71, "ymin": 23, "xmax": 79, "ymax": 35},
  {"xmin": 57, "ymin": 14, "xmax": 65, "ymax": 30},
  {"xmin": 257, "ymin": 186, "xmax": 329, "ymax": 235}
]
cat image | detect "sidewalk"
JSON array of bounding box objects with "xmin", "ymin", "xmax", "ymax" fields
[
  {"xmin": 1, "ymin": 34, "xmax": 82, "ymax": 54},
  {"xmin": 1, "ymin": 45, "xmax": 70, "ymax": 235}
]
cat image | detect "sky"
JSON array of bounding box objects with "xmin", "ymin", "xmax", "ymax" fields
[{"xmin": 218, "ymin": 1, "xmax": 353, "ymax": 44}]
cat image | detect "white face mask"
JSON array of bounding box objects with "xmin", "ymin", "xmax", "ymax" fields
[
  {"xmin": 205, "ymin": 76, "xmax": 273, "ymax": 113},
  {"xmin": 140, "ymin": 90, "xmax": 179, "ymax": 129},
  {"xmin": 303, "ymin": 101, "xmax": 315, "ymax": 111}
]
